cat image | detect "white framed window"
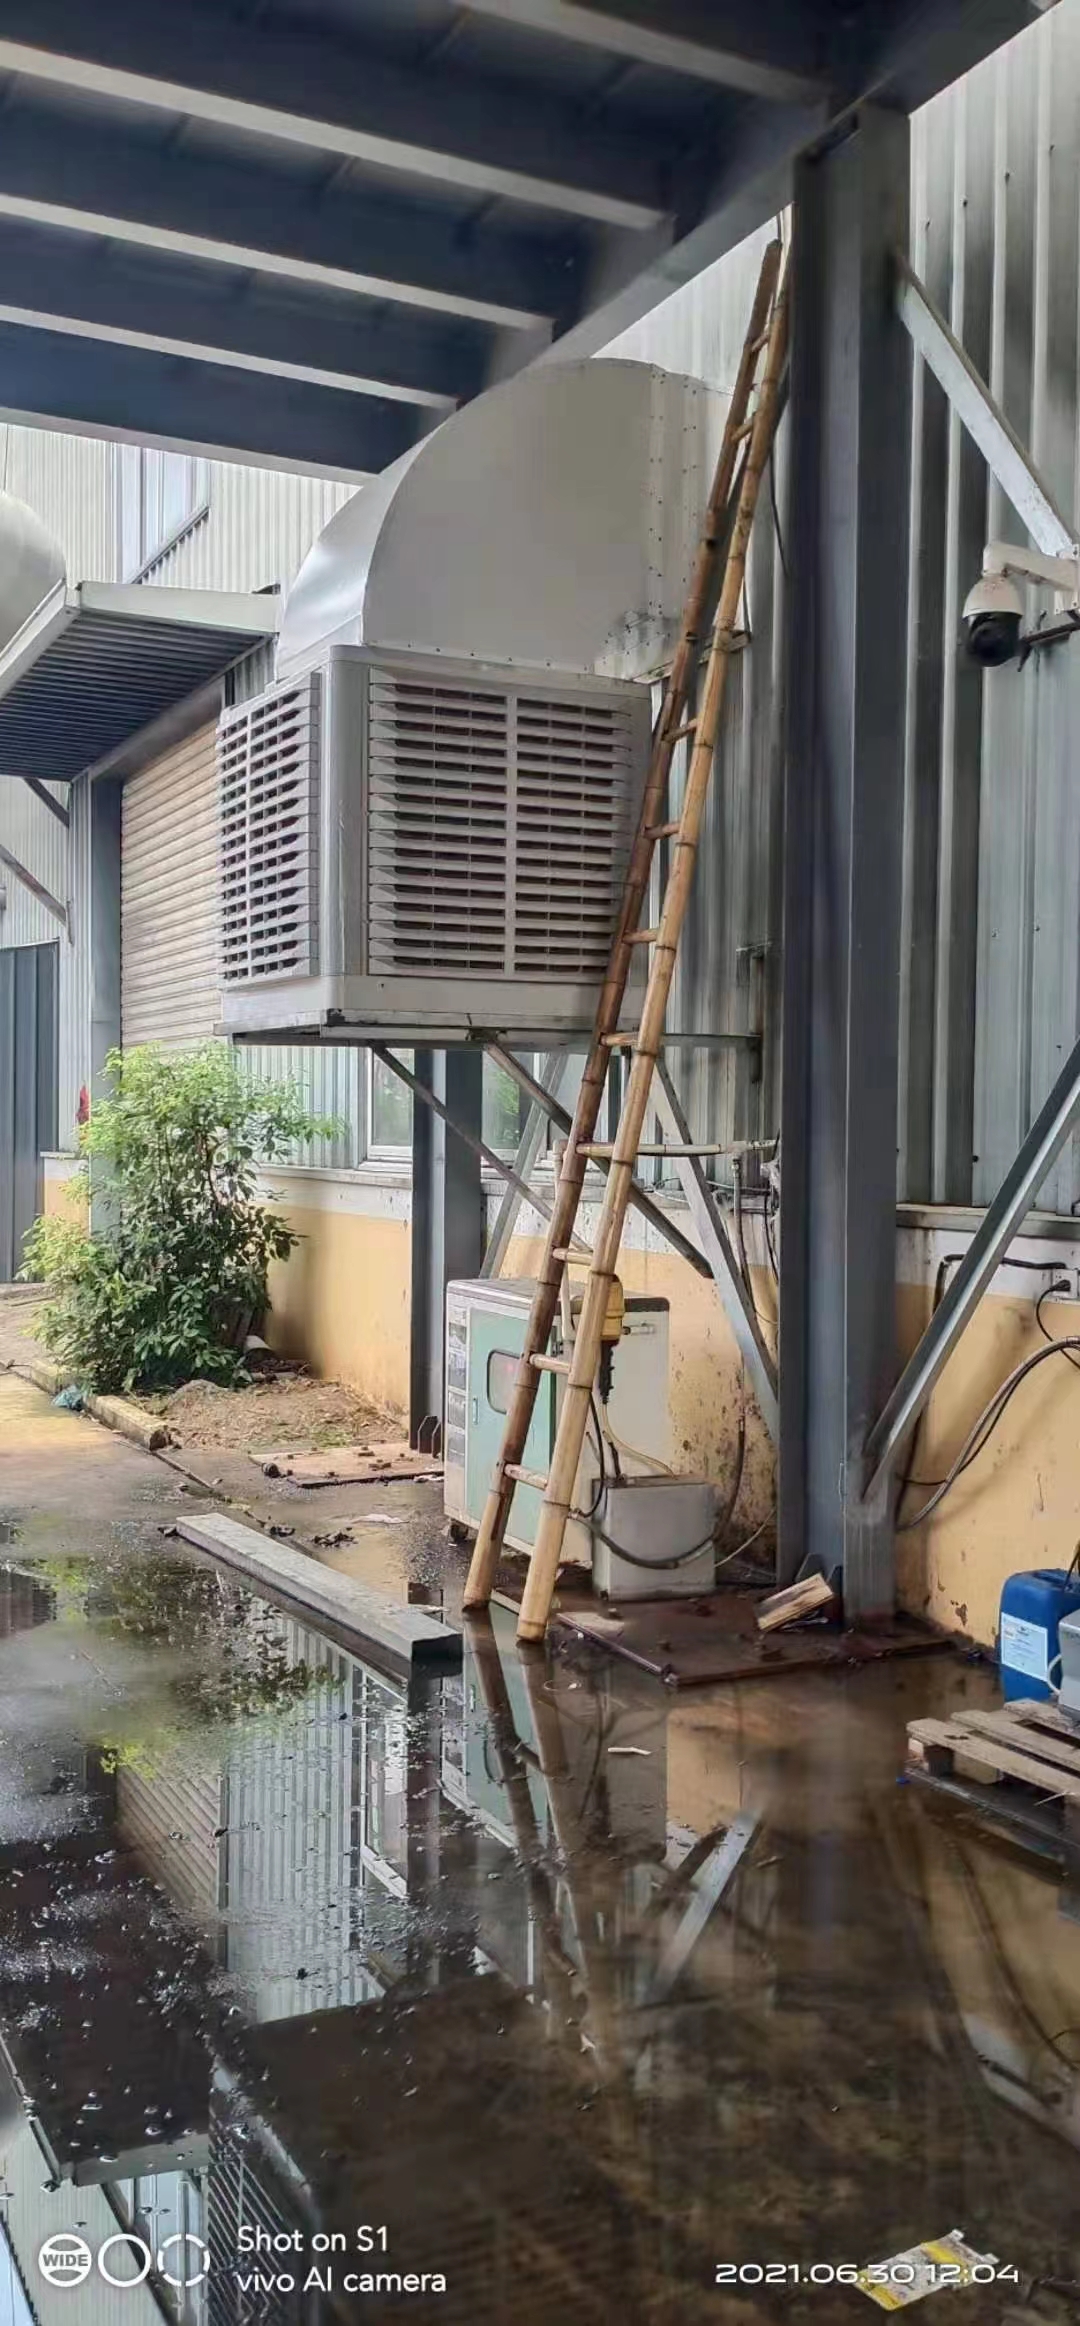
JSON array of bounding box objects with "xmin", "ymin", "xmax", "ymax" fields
[
  {"xmin": 367, "ymin": 1048, "xmax": 414, "ymax": 1158},
  {"xmin": 118, "ymin": 446, "xmax": 209, "ymax": 579},
  {"xmin": 364, "ymin": 1050, "xmax": 558, "ymax": 1164}
]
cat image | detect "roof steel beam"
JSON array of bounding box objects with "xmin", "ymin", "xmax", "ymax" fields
[
  {"xmin": 0, "ymin": 193, "xmax": 549, "ymax": 341},
  {"xmin": 0, "ymin": 321, "xmax": 416, "ymax": 476},
  {"xmin": 0, "ymin": 302, "xmax": 456, "ymax": 412},
  {"xmin": 0, "ymin": 106, "xmax": 572, "ymax": 332},
  {"xmin": 0, "ymin": 22, "xmax": 668, "ymax": 231},
  {"xmin": 460, "ymin": 0, "xmax": 825, "ymax": 105},
  {"xmin": 0, "ymin": 221, "xmax": 475, "ymax": 408}
]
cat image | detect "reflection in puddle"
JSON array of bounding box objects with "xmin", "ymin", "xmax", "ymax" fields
[{"xmin": 2, "ymin": 1543, "xmax": 1080, "ymax": 2323}]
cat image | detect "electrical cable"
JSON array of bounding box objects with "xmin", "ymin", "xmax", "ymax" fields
[
  {"xmin": 900, "ymin": 1253, "xmax": 1069, "ymax": 1497},
  {"xmin": 898, "ymin": 1335, "xmax": 1080, "ymax": 1530},
  {"xmin": 1036, "ymin": 1279, "xmax": 1080, "ymax": 1373},
  {"xmin": 717, "ymin": 1515, "xmax": 771, "ymax": 1570},
  {"xmin": 584, "ymin": 1391, "xmax": 607, "ymax": 1520},
  {"xmin": 763, "ymin": 1193, "xmax": 779, "ymax": 1286},
  {"xmin": 598, "ymin": 1401, "xmax": 675, "ymax": 1478},
  {"xmin": 768, "ymin": 445, "xmax": 788, "ymax": 579},
  {"xmin": 731, "ymin": 1155, "xmax": 751, "ymax": 1297},
  {"xmin": 583, "ymin": 1519, "xmax": 722, "ymax": 1571}
]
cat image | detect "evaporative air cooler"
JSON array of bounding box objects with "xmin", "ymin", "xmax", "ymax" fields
[{"xmin": 216, "ymin": 358, "xmax": 722, "ymax": 1047}]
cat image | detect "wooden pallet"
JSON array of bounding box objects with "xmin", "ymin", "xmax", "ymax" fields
[{"xmin": 907, "ymin": 1698, "xmax": 1080, "ymax": 1861}]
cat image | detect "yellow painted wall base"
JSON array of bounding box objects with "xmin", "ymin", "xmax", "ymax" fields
[
  {"xmin": 267, "ymin": 1201, "xmax": 410, "ymax": 1415},
  {"xmin": 41, "ymin": 1155, "xmax": 87, "ymax": 1226},
  {"xmin": 504, "ymin": 1229, "xmax": 777, "ymax": 1540},
  {"xmin": 261, "ymin": 1185, "xmax": 1080, "ymax": 1653},
  {"xmin": 895, "ymin": 1281, "xmax": 1080, "ymax": 1651}
]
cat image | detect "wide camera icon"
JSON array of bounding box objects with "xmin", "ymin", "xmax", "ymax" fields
[{"xmin": 38, "ymin": 2234, "xmax": 93, "ymax": 2289}]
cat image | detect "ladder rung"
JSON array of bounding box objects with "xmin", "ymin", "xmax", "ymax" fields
[
  {"xmin": 626, "ymin": 927, "xmax": 660, "ymax": 945},
  {"xmin": 732, "ymin": 415, "xmax": 756, "ymax": 441},
  {"xmin": 505, "ymin": 1464, "xmax": 549, "ymax": 1491},
  {"xmin": 553, "ymin": 1248, "xmax": 595, "ymax": 1263},
  {"xmin": 531, "ymin": 1353, "xmax": 570, "ymax": 1375},
  {"xmin": 644, "ymin": 821, "xmax": 681, "ymax": 840},
  {"xmin": 751, "ymin": 328, "xmax": 771, "ymax": 351},
  {"xmin": 580, "ymin": 1142, "xmax": 730, "ymax": 1158},
  {"xmin": 664, "ymin": 720, "xmax": 698, "ymax": 744}
]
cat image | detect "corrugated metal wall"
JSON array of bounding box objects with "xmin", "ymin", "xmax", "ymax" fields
[
  {"xmin": 0, "ymin": 422, "xmax": 118, "ymax": 581},
  {"xmin": 241, "ymin": 1043, "xmax": 363, "ymax": 1169},
  {"xmin": 0, "ymin": 940, "xmax": 57, "ymax": 1279},
  {"xmin": 603, "ymin": 0, "xmax": 1080, "ymax": 1211},
  {"xmin": 0, "ymin": 772, "xmax": 87, "ymax": 1140},
  {"xmin": 605, "ymin": 226, "xmax": 788, "ymax": 1172},
  {"xmin": 904, "ymin": 0, "xmax": 1080, "ymax": 1211},
  {"xmin": 121, "ymin": 722, "xmax": 220, "ymax": 1047},
  {"xmin": 138, "ymin": 460, "xmax": 355, "ymax": 595},
  {"xmin": 61, "ymin": 774, "xmax": 92, "ymax": 1138}
]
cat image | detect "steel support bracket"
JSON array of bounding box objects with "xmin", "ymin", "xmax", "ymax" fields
[
  {"xmin": 0, "ymin": 841, "xmax": 69, "ymax": 934},
  {"xmin": 653, "ymin": 1059, "xmax": 778, "ymax": 1440},
  {"xmin": 864, "ymin": 1025, "xmax": 1080, "ymax": 1502},
  {"xmin": 895, "ymin": 252, "xmax": 1079, "ymax": 560}
]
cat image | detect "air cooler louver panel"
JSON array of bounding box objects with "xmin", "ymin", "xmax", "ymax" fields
[
  {"xmin": 368, "ymin": 672, "xmax": 510, "ymax": 976},
  {"xmin": 367, "ymin": 670, "xmax": 637, "ymax": 981},
  {"xmin": 514, "ymin": 696, "xmax": 637, "ymax": 977},
  {"xmin": 219, "ymin": 675, "xmax": 319, "ymax": 984}
]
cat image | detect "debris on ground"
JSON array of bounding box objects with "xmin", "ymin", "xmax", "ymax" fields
[
  {"xmin": 856, "ymin": 2231, "xmax": 1008, "ymax": 2307},
  {"xmin": 756, "ymin": 1572, "xmax": 839, "ymax": 1633},
  {"xmin": 260, "ymin": 1441, "xmax": 442, "ymax": 1485},
  {"xmin": 145, "ymin": 1372, "xmax": 404, "ymax": 1454}
]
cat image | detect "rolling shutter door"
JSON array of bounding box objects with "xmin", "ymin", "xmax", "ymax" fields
[{"xmin": 121, "ymin": 721, "xmax": 219, "ymax": 1045}]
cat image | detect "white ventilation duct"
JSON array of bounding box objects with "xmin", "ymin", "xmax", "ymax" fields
[
  {"xmin": 220, "ymin": 360, "xmax": 721, "ymax": 1046},
  {"xmin": 0, "ymin": 492, "xmax": 65, "ymax": 657},
  {"xmin": 279, "ymin": 360, "xmax": 721, "ymax": 681}
]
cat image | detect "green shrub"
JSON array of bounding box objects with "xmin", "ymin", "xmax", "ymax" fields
[{"xmin": 22, "ymin": 1043, "xmax": 339, "ymax": 1395}]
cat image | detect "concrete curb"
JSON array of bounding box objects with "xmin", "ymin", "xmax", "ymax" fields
[
  {"xmin": 175, "ymin": 1510, "xmax": 461, "ymax": 1675},
  {"xmin": 9, "ymin": 1360, "xmax": 172, "ymax": 1452}
]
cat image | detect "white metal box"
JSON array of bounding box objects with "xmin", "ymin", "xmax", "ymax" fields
[
  {"xmin": 444, "ymin": 1276, "xmax": 673, "ymax": 1575},
  {"xmin": 592, "ymin": 1478, "xmax": 718, "ymax": 1600},
  {"xmin": 216, "ymin": 647, "xmax": 650, "ymax": 1045}
]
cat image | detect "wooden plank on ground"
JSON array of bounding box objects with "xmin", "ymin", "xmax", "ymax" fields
[
  {"xmin": 260, "ymin": 1441, "xmax": 442, "ymax": 1485},
  {"xmin": 174, "ymin": 1512, "xmax": 461, "ymax": 1672},
  {"xmin": 1008, "ymin": 1697, "xmax": 1080, "ymax": 1742},
  {"xmin": 907, "ymin": 1717, "xmax": 1080, "ymax": 1801},
  {"xmin": 951, "ymin": 1708, "xmax": 1080, "ymax": 1781},
  {"xmin": 756, "ymin": 1573, "xmax": 837, "ymax": 1633}
]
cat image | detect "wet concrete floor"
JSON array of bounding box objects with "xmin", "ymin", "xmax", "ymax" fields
[{"xmin": 2, "ymin": 1372, "xmax": 1080, "ymax": 2325}]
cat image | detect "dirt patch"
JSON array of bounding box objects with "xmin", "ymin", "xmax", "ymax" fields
[
  {"xmin": 0, "ymin": 1287, "xmax": 46, "ymax": 1371},
  {"xmin": 146, "ymin": 1370, "xmax": 405, "ymax": 1455}
]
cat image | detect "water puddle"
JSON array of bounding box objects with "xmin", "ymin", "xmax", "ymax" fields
[{"xmin": 2, "ymin": 1536, "xmax": 1080, "ymax": 2323}]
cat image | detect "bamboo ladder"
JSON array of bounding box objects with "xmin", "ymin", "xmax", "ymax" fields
[{"xmin": 464, "ymin": 239, "xmax": 790, "ymax": 1643}]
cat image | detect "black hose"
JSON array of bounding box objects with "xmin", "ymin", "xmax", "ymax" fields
[
  {"xmin": 587, "ymin": 1520, "xmax": 720, "ymax": 1571},
  {"xmin": 899, "ymin": 1336, "xmax": 1080, "ymax": 1530}
]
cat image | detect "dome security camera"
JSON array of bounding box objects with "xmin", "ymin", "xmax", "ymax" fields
[{"xmin": 961, "ymin": 570, "xmax": 1023, "ymax": 667}]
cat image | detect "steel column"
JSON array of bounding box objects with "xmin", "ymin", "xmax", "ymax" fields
[
  {"xmin": 778, "ymin": 108, "xmax": 913, "ymax": 1612},
  {"xmin": 406, "ymin": 1048, "xmax": 485, "ymax": 1447},
  {"xmin": 88, "ymin": 776, "xmax": 122, "ymax": 1236}
]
